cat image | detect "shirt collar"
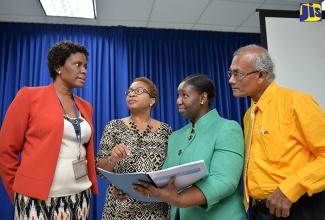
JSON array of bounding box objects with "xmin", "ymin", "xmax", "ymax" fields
[
  {"xmin": 192, "ymin": 109, "xmax": 219, "ymax": 130},
  {"xmin": 251, "ymin": 81, "xmax": 279, "ymax": 112}
]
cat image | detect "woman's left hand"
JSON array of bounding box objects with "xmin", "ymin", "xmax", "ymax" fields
[
  {"xmin": 113, "ymin": 185, "xmax": 129, "ymax": 201},
  {"xmin": 132, "ymin": 176, "xmax": 181, "ymax": 206}
]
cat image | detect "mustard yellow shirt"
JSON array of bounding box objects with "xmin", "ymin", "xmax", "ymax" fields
[{"xmin": 244, "ymin": 82, "xmax": 325, "ymax": 202}]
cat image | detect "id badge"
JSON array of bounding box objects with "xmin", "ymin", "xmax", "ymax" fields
[{"xmin": 72, "ymin": 158, "xmax": 88, "ymax": 180}]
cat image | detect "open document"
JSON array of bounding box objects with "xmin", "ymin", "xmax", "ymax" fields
[{"xmin": 97, "ymin": 160, "xmax": 208, "ymax": 202}]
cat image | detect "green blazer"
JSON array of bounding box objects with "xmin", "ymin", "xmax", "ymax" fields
[{"xmin": 163, "ymin": 109, "xmax": 246, "ymax": 220}]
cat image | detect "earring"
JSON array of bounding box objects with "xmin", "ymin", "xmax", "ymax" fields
[
  {"xmin": 150, "ymin": 103, "xmax": 153, "ymax": 107},
  {"xmin": 201, "ymin": 101, "xmax": 204, "ymax": 105}
]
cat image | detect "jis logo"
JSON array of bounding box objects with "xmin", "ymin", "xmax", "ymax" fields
[{"xmin": 300, "ymin": 3, "xmax": 322, "ymax": 21}]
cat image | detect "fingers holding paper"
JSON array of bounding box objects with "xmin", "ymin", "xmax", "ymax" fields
[
  {"xmin": 133, "ymin": 176, "xmax": 207, "ymax": 207},
  {"xmin": 133, "ymin": 177, "xmax": 181, "ymax": 206},
  {"xmin": 113, "ymin": 185, "xmax": 129, "ymax": 201}
]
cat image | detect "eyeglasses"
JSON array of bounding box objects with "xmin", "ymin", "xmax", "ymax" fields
[
  {"xmin": 124, "ymin": 87, "xmax": 152, "ymax": 97},
  {"xmin": 227, "ymin": 70, "xmax": 260, "ymax": 80}
]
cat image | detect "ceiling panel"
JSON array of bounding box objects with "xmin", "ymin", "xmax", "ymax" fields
[
  {"xmin": 150, "ymin": 0, "xmax": 210, "ymax": 23},
  {"xmin": 0, "ymin": 0, "xmax": 42, "ymax": 15},
  {"xmin": 99, "ymin": 20, "xmax": 147, "ymax": 28},
  {"xmin": 0, "ymin": 0, "xmax": 322, "ymax": 34},
  {"xmin": 148, "ymin": 22, "xmax": 194, "ymax": 30},
  {"xmin": 199, "ymin": 1, "xmax": 261, "ymax": 26},
  {"xmin": 96, "ymin": 0, "xmax": 154, "ymax": 21}
]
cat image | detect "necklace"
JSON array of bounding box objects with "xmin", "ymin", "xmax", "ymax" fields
[
  {"xmin": 129, "ymin": 118, "xmax": 153, "ymax": 147},
  {"xmin": 63, "ymin": 114, "xmax": 84, "ymax": 134},
  {"xmin": 191, "ymin": 123, "xmax": 195, "ymax": 133},
  {"xmin": 129, "ymin": 118, "xmax": 153, "ymax": 134},
  {"xmin": 58, "ymin": 96, "xmax": 83, "ymax": 159}
]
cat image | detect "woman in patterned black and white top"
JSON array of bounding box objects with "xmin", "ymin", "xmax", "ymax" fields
[{"xmin": 96, "ymin": 77, "xmax": 172, "ymax": 220}]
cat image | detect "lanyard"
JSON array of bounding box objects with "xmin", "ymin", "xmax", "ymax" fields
[{"xmin": 58, "ymin": 96, "xmax": 82, "ymax": 160}]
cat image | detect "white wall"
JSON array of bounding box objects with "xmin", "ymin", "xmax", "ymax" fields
[{"xmin": 265, "ymin": 17, "xmax": 325, "ymax": 111}]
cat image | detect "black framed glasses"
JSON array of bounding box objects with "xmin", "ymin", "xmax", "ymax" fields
[
  {"xmin": 124, "ymin": 87, "xmax": 152, "ymax": 97},
  {"xmin": 227, "ymin": 70, "xmax": 260, "ymax": 80}
]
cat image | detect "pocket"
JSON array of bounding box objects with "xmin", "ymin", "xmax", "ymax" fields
[{"xmin": 256, "ymin": 133, "xmax": 284, "ymax": 162}]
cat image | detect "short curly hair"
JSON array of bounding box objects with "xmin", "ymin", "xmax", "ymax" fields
[
  {"xmin": 47, "ymin": 41, "xmax": 89, "ymax": 80},
  {"xmin": 132, "ymin": 77, "xmax": 158, "ymax": 108}
]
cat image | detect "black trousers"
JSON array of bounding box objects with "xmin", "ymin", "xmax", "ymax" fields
[{"xmin": 250, "ymin": 191, "xmax": 325, "ymax": 220}]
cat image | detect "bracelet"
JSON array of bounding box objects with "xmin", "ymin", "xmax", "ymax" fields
[{"xmin": 107, "ymin": 157, "xmax": 115, "ymax": 164}]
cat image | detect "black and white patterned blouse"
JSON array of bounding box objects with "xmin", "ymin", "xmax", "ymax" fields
[{"xmin": 96, "ymin": 119, "xmax": 172, "ymax": 220}]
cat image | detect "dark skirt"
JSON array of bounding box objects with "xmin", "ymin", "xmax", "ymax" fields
[{"xmin": 14, "ymin": 188, "xmax": 91, "ymax": 220}]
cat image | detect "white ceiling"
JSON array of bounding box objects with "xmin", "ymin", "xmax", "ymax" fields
[{"xmin": 0, "ymin": 0, "xmax": 321, "ymax": 34}]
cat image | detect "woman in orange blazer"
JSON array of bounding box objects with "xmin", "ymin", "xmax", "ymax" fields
[{"xmin": 0, "ymin": 41, "xmax": 98, "ymax": 220}]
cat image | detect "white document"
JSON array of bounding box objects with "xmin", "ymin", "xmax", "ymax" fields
[{"xmin": 148, "ymin": 160, "xmax": 208, "ymax": 189}]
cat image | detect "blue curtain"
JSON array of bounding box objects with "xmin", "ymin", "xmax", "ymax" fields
[{"xmin": 0, "ymin": 22, "xmax": 260, "ymax": 219}]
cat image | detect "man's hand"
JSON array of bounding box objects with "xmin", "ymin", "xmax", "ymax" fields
[{"xmin": 266, "ymin": 188, "xmax": 292, "ymax": 218}]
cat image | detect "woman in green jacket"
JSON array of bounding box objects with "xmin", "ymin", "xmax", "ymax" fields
[{"xmin": 133, "ymin": 73, "xmax": 246, "ymax": 220}]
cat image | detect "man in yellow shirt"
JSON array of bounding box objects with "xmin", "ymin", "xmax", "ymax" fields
[{"xmin": 228, "ymin": 44, "xmax": 325, "ymax": 220}]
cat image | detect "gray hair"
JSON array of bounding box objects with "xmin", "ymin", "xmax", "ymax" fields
[{"xmin": 234, "ymin": 44, "xmax": 275, "ymax": 82}]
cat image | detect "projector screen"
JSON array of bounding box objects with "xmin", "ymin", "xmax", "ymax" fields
[{"xmin": 258, "ymin": 10, "xmax": 325, "ymax": 111}]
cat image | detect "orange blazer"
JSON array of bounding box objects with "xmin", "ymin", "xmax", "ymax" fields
[{"xmin": 0, "ymin": 83, "xmax": 98, "ymax": 203}]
